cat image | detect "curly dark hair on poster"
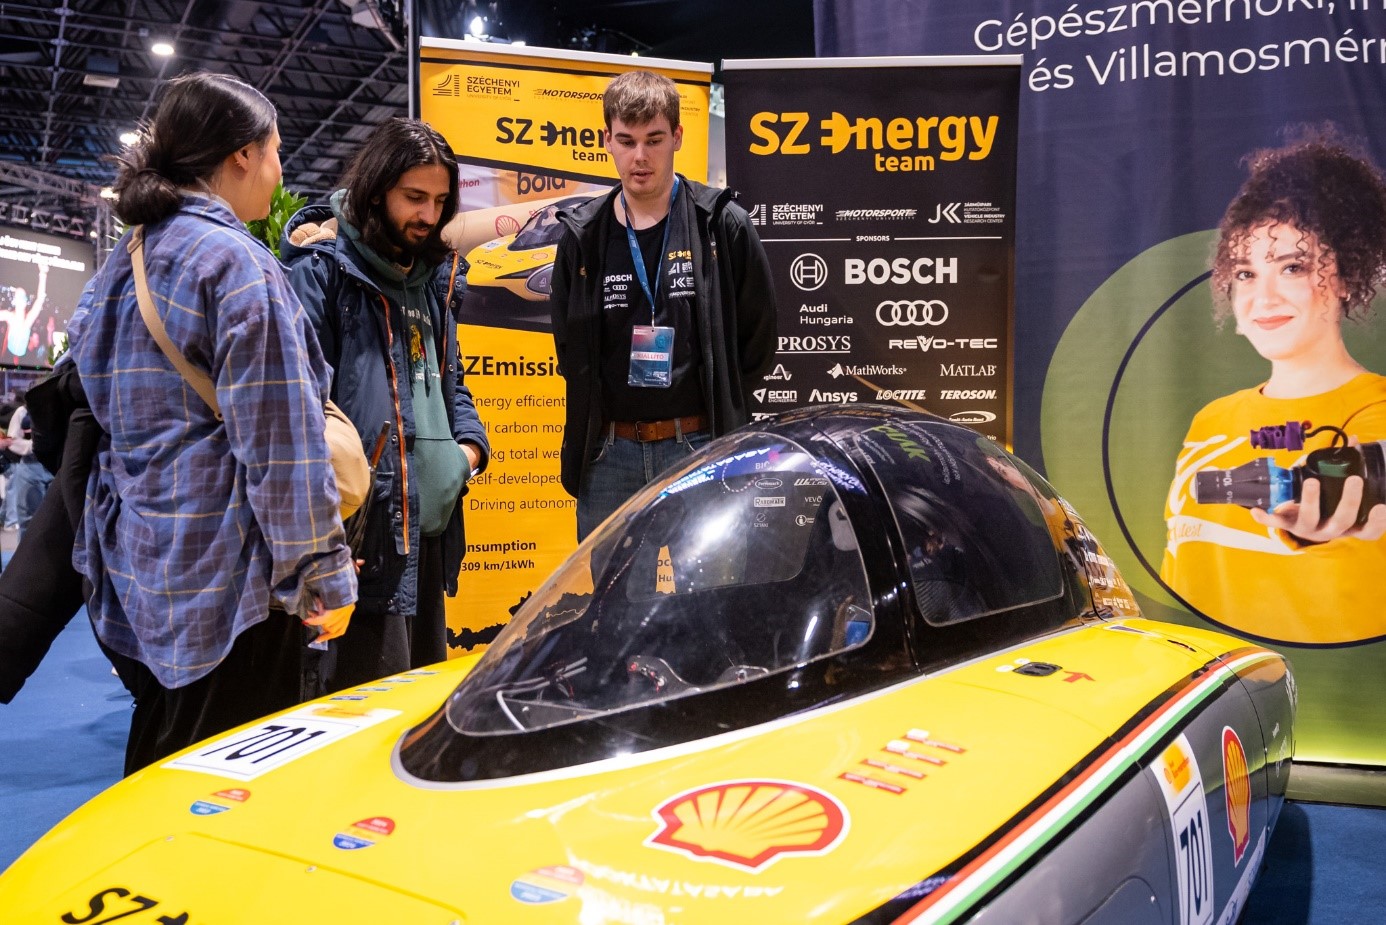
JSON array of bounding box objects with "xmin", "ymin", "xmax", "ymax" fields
[
  {"xmin": 1211, "ymin": 123, "xmax": 1386, "ymax": 322},
  {"xmin": 338, "ymin": 118, "xmax": 459, "ymax": 266}
]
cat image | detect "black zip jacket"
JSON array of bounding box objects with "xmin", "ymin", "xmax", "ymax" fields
[{"xmin": 550, "ymin": 177, "xmax": 778, "ymax": 497}]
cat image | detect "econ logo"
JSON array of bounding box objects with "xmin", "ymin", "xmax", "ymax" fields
[
  {"xmin": 646, "ymin": 779, "xmax": 848, "ymax": 871},
  {"xmin": 1222, "ymin": 727, "xmax": 1251, "ymax": 865}
]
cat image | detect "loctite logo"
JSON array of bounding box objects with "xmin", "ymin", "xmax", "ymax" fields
[
  {"xmin": 877, "ymin": 389, "xmax": 928, "ymax": 401},
  {"xmin": 939, "ymin": 389, "xmax": 997, "ymax": 400}
]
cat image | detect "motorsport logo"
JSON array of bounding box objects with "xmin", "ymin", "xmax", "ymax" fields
[
  {"xmin": 835, "ymin": 208, "xmax": 918, "ymax": 221},
  {"xmin": 771, "ymin": 203, "xmax": 823, "ymax": 225},
  {"xmin": 939, "ymin": 389, "xmax": 997, "ymax": 400},
  {"xmin": 828, "ymin": 363, "xmax": 905, "ymax": 378},
  {"xmin": 889, "ymin": 336, "xmax": 999, "ymax": 351},
  {"xmin": 752, "ymin": 388, "xmax": 798, "ymax": 404},
  {"xmin": 748, "ymin": 111, "xmax": 1000, "ymax": 173}
]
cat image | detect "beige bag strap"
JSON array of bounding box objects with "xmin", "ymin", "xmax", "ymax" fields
[{"xmin": 127, "ymin": 226, "xmax": 223, "ymax": 421}]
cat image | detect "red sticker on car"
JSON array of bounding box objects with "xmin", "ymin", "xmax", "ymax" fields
[{"xmin": 1222, "ymin": 727, "xmax": 1251, "ymax": 864}]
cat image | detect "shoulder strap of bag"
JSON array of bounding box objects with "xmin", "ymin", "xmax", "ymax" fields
[{"xmin": 127, "ymin": 226, "xmax": 223, "ymax": 421}]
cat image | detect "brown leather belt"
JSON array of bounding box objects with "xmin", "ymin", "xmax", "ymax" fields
[{"xmin": 609, "ymin": 414, "xmax": 708, "ymax": 442}]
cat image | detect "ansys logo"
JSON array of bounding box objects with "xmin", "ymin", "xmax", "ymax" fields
[{"xmin": 431, "ymin": 75, "xmax": 461, "ymax": 97}]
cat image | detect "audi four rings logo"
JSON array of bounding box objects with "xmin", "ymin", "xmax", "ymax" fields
[
  {"xmin": 790, "ymin": 254, "xmax": 829, "ymax": 291},
  {"xmin": 876, "ymin": 299, "xmax": 949, "ymax": 326}
]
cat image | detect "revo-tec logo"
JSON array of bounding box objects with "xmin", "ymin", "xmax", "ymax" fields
[
  {"xmin": 877, "ymin": 300, "xmax": 948, "ymax": 327},
  {"xmin": 889, "ymin": 337, "xmax": 999, "ymax": 351}
]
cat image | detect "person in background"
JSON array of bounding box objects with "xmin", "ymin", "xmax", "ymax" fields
[
  {"xmin": 550, "ymin": 70, "xmax": 777, "ymax": 541},
  {"xmin": 66, "ymin": 71, "xmax": 357, "ymax": 773},
  {"xmin": 281, "ymin": 117, "xmax": 489, "ymax": 690},
  {"xmin": 0, "ymin": 390, "xmax": 53, "ymax": 539},
  {"xmin": 1161, "ymin": 126, "xmax": 1386, "ymax": 645}
]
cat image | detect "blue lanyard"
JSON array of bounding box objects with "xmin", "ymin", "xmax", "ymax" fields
[{"xmin": 621, "ymin": 176, "xmax": 680, "ymax": 320}]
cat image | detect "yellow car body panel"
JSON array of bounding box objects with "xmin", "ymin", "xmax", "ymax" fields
[{"xmin": 0, "ymin": 620, "xmax": 1277, "ymax": 924}]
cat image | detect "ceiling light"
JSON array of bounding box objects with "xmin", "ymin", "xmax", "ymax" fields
[
  {"xmin": 469, "ymin": 15, "xmax": 485, "ymax": 37},
  {"xmin": 100, "ymin": 187, "xmax": 117, "ymax": 200},
  {"xmin": 119, "ymin": 131, "xmax": 139, "ymax": 146},
  {"xmin": 151, "ymin": 41, "xmax": 175, "ymax": 56}
]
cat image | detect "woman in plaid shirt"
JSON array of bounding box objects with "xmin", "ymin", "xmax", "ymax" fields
[{"xmin": 67, "ymin": 73, "xmax": 358, "ymax": 774}]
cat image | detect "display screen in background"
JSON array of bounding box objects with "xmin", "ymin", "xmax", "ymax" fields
[{"xmin": 0, "ymin": 225, "xmax": 93, "ymax": 369}]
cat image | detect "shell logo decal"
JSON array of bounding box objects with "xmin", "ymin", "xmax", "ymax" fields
[
  {"xmin": 1222, "ymin": 727, "xmax": 1251, "ymax": 864},
  {"xmin": 646, "ymin": 780, "xmax": 848, "ymax": 872}
]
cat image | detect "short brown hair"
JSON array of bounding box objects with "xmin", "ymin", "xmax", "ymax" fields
[{"xmin": 602, "ymin": 70, "xmax": 680, "ymax": 132}]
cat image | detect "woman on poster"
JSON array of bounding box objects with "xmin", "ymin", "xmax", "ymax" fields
[{"xmin": 1161, "ymin": 127, "xmax": 1386, "ymax": 645}]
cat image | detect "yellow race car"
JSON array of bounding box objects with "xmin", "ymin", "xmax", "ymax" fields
[
  {"xmin": 0, "ymin": 405, "xmax": 1293, "ymax": 924},
  {"xmin": 461, "ymin": 193, "xmax": 600, "ymax": 332}
]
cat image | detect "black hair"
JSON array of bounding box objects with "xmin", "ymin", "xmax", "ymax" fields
[
  {"xmin": 338, "ymin": 118, "xmax": 460, "ymax": 265},
  {"xmin": 1212, "ymin": 124, "xmax": 1386, "ymax": 322},
  {"xmin": 110, "ymin": 72, "xmax": 277, "ymax": 226}
]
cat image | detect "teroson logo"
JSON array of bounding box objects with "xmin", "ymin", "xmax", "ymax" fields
[
  {"xmin": 877, "ymin": 300, "xmax": 949, "ymax": 327},
  {"xmin": 747, "ymin": 111, "xmax": 1000, "ymax": 173},
  {"xmin": 939, "ymin": 389, "xmax": 997, "ymax": 400},
  {"xmin": 949, "ymin": 410, "xmax": 998, "ymax": 424},
  {"xmin": 646, "ymin": 780, "xmax": 849, "ymax": 871},
  {"xmin": 1223, "ymin": 727, "xmax": 1251, "ymax": 865},
  {"xmin": 790, "ymin": 254, "xmax": 828, "ymax": 291}
]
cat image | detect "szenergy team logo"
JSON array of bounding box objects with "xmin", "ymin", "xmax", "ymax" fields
[{"xmin": 647, "ymin": 780, "xmax": 848, "ymax": 871}]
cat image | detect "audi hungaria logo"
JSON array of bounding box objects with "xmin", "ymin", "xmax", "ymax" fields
[
  {"xmin": 790, "ymin": 254, "xmax": 829, "ymax": 291},
  {"xmin": 876, "ymin": 299, "xmax": 948, "ymax": 326}
]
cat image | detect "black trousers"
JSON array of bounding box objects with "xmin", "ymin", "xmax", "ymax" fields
[
  {"xmin": 323, "ymin": 534, "xmax": 448, "ymax": 693},
  {"xmin": 103, "ymin": 609, "xmax": 304, "ymax": 777}
]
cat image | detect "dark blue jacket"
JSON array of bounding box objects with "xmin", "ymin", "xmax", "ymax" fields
[{"xmin": 281, "ymin": 205, "xmax": 490, "ymax": 615}]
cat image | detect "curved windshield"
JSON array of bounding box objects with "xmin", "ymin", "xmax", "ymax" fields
[
  {"xmin": 446, "ymin": 433, "xmax": 874, "ymax": 734},
  {"xmin": 511, "ymin": 199, "xmax": 573, "ymax": 250}
]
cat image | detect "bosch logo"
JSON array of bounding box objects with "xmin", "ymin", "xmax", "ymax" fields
[
  {"xmin": 876, "ymin": 300, "xmax": 949, "ymax": 327},
  {"xmin": 790, "ymin": 254, "xmax": 828, "ymax": 291},
  {"xmin": 846, "ymin": 257, "xmax": 957, "ymax": 285}
]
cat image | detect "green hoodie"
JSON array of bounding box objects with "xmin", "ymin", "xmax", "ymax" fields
[{"xmin": 332, "ymin": 191, "xmax": 467, "ymax": 536}]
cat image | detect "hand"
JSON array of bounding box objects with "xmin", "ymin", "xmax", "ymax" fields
[
  {"xmin": 304, "ymin": 598, "xmax": 354, "ymax": 642},
  {"xmin": 1251, "ymin": 474, "xmax": 1386, "ymax": 543},
  {"xmin": 461, "ymin": 441, "xmax": 481, "ymax": 475}
]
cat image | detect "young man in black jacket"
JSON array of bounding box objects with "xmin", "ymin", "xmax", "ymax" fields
[{"xmin": 551, "ymin": 70, "xmax": 777, "ymax": 540}]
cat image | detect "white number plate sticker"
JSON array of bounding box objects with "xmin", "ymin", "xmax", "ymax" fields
[{"xmin": 163, "ymin": 706, "xmax": 402, "ymax": 781}]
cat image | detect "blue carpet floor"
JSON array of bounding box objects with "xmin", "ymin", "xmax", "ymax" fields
[{"xmin": 3, "ymin": 617, "xmax": 1386, "ymax": 921}]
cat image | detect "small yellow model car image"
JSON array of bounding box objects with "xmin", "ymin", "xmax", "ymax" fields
[
  {"xmin": 0, "ymin": 406, "xmax": 1294, "ymax": 924},
  {"xmin": 461, "ymin": 193, "xmax": 600, "ymax": 332}
]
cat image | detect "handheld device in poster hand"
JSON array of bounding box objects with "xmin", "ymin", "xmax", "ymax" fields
[{"xmin": 1193, "ymin": 421, "xmax": 1386, "ymax": 526}]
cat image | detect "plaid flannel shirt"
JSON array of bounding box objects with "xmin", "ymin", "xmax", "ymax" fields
[{"xmin": 69, "ymin": 195, "xmax": 356, "ymax": 688}]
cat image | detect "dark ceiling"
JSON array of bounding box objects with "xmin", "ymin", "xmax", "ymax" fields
[{"xmin": 0, "ymin": 0, "xmax": 814, "ymax": 243}]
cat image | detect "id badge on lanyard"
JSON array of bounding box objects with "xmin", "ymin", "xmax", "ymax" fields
[{"xmin": 626, "ymin": 178, "xmax": 680, "ymax": 389}]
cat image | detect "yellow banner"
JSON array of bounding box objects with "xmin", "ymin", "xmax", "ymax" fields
[
  {"xmin": 420, "ymin": 40, "xmax": 711, "ymax": 183},
  {"xmin": 418, "ymin": 39, "xmax": 713, "ymax": 651}
]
